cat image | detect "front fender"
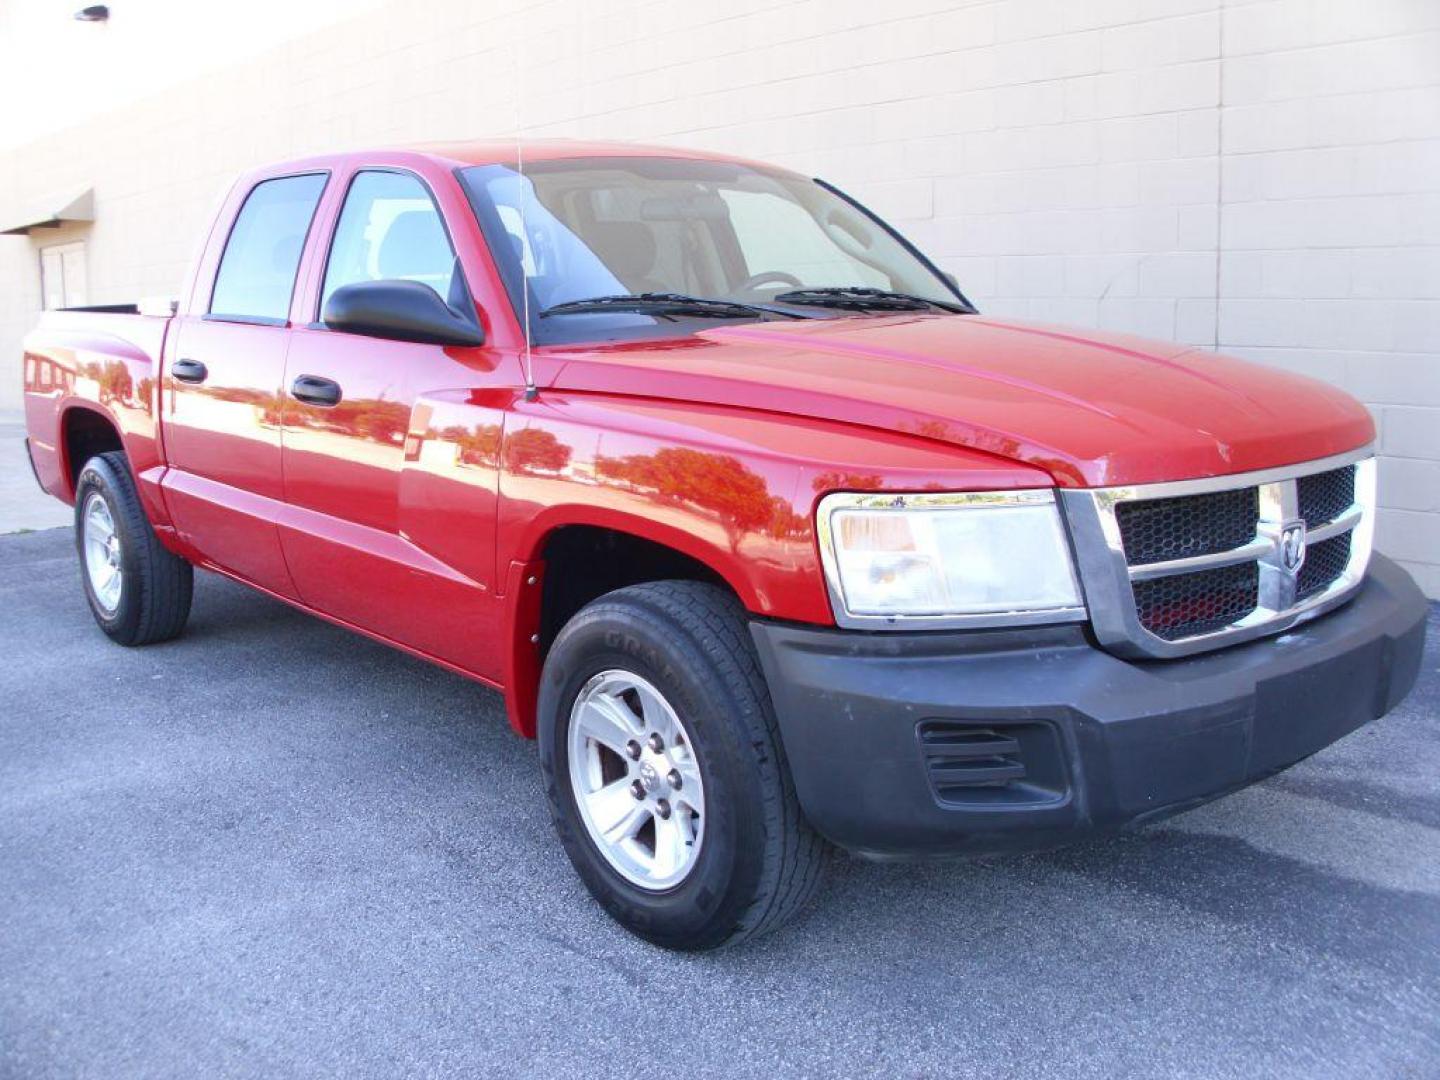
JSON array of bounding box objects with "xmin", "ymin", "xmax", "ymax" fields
[{"xmin": 493, "ymin": 391, "xmax": 1051, "ymax": 626}]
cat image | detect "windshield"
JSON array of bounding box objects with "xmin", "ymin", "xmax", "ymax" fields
[{"xmin": 458, "ymin": 156, "xmax": 967, "ymax": 344}]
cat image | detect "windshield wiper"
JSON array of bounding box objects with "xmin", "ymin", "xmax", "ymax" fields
[
  {"xmin": 538, "ymin": 293, "xmax": 804, "ymax": 320},
  {"xmin": 772, "ymin": 287, "xmax": 970, "ymax": 314}
]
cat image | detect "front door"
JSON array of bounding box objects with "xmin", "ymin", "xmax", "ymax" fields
[
  {"xmin": 278, "ymin": 168, "xmax": 504, "ymax": 671},
  {"xmin": 162, "ymin": 172, "xmax": 328, "ymax": 598}
]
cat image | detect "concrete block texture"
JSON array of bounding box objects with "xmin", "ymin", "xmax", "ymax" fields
[{"xmin": 1, "ymin": 0, "xmax": 1436, "ymax": 593}]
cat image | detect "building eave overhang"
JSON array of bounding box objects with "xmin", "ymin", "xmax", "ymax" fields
[{"xmin": 1, "ymin": 186, "xmax": 94, "ymax": 235}]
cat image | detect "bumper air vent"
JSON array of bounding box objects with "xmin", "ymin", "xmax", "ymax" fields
[{"xmin": 917, "ymin": 719, "xmax": 1069, "ymax": 808}]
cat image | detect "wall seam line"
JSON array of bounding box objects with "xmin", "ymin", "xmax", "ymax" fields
[{"xmin": 1213, "ymin": 0, "xmax": 1227, "ymax": 353}]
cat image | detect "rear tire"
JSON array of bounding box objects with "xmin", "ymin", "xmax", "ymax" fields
[
  {"xmin": 74, "ymin": 451, "xmax": 193, "ymax": 646},
  {"xmin": 537, "ymin": 581, "xmax": 827, "ymax": 950}
]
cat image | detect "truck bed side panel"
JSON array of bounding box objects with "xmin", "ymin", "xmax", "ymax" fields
[{"xmin": 22, "ymin": 311, "xmax": 173, "ymax": 528}]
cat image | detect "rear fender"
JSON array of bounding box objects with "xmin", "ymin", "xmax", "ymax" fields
[{"xmin": 23, "ymin": 317, "xmax": 171, "ymax": 528}]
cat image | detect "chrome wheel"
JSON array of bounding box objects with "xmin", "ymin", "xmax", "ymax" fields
[
  {"xmin": 82, "ymin": 491, "xmax": 123, "ymax": 615},
  {"xmin": 567, "ymin": 670, "xmax": 705, "ymax": 890}
]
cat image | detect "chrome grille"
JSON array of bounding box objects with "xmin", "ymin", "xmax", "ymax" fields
[
  {"xmin": 1297, "ymin": 465, "xmax": 1356, "ymax": 527},
  {"xmin": 1115, "ymin": 487, "xmax": 1258, "ymax": 565},
  {"xmin": 1132, "ymin": 561, "xmax": 1259, "ymax": 640},
  {"xmin": 1297, "ymin": 531, "xmax": 1352, "ymax": 601},
  {"xmin": 1061, "ymin": 449, "xmax": 1375, "ymax": 659}
]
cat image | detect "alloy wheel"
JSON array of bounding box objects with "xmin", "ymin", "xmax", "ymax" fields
[
  {"xmin": 82, "ymin": 491, "xmax": 123, "ymax": 615},
  {"xmin": 567, "ymin": 669, "xmax": 705, "ymax": 890}
]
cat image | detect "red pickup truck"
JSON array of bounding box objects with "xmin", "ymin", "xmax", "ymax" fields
[{"xmin": 22, "ymin": 142, "xmax": 1427, "ymax": 949}]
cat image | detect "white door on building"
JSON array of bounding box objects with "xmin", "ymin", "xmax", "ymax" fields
[{"xmin": 39, "ymin": 241, "xmax": 87, "ymax": 309}]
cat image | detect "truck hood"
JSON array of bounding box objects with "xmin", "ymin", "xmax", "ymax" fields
[{"xmin": 544, "ymin": 314, "xmax": 1373, "ymax": 487}]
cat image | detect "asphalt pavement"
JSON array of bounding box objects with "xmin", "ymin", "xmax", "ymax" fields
[{"xmin": 2, "ymin": 526, "xmax": 1438, "ymax": 1079}]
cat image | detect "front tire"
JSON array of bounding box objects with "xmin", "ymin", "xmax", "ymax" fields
[
  {"xmin": 74, "ymin": 451, "xmax": 193, "ymax": 646},
  {"xmin": 537, "ymin": 581, "xmax": 827, "ymax": 950}
]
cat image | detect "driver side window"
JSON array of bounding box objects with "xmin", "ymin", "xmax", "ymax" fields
[
  {"xmin": 719, "ymin": 189, "xmax": 887, "ymax": 290},
  {"xmin": 320, "ymin": 170, "xmax": 456, "ymax": 314}
]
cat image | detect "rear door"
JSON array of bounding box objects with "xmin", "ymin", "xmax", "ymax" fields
[{"xmin": 162, "ymin": 172, "xmax": 327, "ymax": 597}]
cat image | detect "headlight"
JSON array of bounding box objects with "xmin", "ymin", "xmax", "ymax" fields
[{"xmin": 816, "ymin": 490, "xmax": 1085, "ymax": 629}]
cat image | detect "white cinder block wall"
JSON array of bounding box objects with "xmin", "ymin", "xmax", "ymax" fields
[{"xmin": 1, "ymin": 0, "xmax": 1437, "ymax": 594}]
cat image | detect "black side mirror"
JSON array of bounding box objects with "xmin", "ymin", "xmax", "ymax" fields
[{"xmin": 322, "ymin": 279, "xmax": 484, "ymax": 346}]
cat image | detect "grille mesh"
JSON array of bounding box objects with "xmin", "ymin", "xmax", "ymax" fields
[
  {"xmin": 1297, "ymin": 532, "xmax": 1352, "ymax": 600},
  {"xmin": 1298, "ymin": 466, "xmax": 1356, "ymax": 526},
  {"xmin": 1114, "ymin": 487, "xmax": 1259, "ymax": 566},
  {"xmin": 1132, "ymin": 562, "xmax": 1259, "ymax": 640}
]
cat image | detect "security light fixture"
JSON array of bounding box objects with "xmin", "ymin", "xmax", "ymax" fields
[{"xmin": 74, "ymin": 5, "xmax": 109, "ymax": 21}]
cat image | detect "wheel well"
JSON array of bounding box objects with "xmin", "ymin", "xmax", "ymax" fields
[
  {"xmin": 63, "ymin": 409, "xmax": 124, "ymax": 494},
  {"xmin": 538, "ymin": 526, "xmax": 733, "ymax": 656}
]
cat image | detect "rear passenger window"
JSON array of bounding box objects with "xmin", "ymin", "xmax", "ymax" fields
[
  {"xmin": 209, "ymin": 173, "xmax": 326, "ymax": 322},
  {"xmin": 320, "ymin": 171, "xmax": 456, "ymax": 314}
]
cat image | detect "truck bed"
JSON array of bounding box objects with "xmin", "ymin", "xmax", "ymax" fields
[{"xmin": 22, "ymin": 306, "xmax": 172, "ymax": 506}]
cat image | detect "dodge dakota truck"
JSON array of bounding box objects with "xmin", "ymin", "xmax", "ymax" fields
[{"xmin": 22, "ymin": 142, "xmax": 1428, "ymax": 950}]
